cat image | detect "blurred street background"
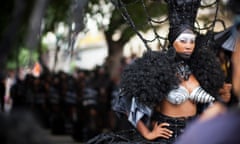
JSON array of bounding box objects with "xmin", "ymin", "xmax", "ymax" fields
[{"xmin": 0, "ymin": 0, "xmax": 235, "ymax": 143}]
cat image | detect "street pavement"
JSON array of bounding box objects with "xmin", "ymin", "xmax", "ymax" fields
[{"xmin": 45, "ymin": 130, "xmax": 83, "ymax": 144}]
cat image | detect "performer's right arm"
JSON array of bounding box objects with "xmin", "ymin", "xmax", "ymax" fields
[
  {"xmin": 136, "ymin": 120, "xmax": 173, "ymax": 140},
  {"xmin": 232, "ymin": 37, "xmax": 240, "ymax": 97}
]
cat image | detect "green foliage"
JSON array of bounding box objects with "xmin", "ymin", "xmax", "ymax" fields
[
  {"xmin": 86, "ymin": 0, "xmax": 167, "ymax": 44},
  {"xmin": 40, "ymin": 42, "xmax": 49, "ymax": 53},
  {"xmin": 44, "ymin": 0, "xmax": 71, "ymax": 33},
  {"xmin": 6, "ymin": 47, "xmax": 38, "ymax": 69},
  {"xmin": 112, "ymin": 0, "xmax": 167, "ymax": 43}
]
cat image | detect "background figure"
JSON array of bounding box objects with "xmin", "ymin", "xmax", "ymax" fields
[
  {"xmin": 231, "ymin": 3, "xmax": 240, "ymax": 96},
  {"xmin": 232, "ymin": 35, "xmax": 240, "ymax": 97},
  {"xmin": 0, "ymin": 72, "xmax": 5, "ymax": 112},
  {"xmin": 0, "ymin": 110, "xmax": 52, "ymax": 144},
  {"xmin": 213, "ymin": 25, "xmax": 239, "ymax": 107}
]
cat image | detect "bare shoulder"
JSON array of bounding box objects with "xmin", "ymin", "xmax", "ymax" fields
[{"xmin": 198, "ymin": 102, "xmax": 227, "ymax": 122}]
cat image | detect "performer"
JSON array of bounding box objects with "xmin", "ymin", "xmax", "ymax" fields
[
  {"xmin": 87, "ymin": 0, "xmax": 227, "ymax": 143},
  {"xmin": 174, "ymin": 1, "xmax": 240, "ymax": 143}
]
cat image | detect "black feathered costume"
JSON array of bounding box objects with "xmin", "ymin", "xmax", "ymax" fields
[
  {"xmin": 87, "ymin": 0, "xmax": 225, "ymax": 143},
  {"xmin": 87, "ymin": 48, "xmax": 225, "ymax": 144}
]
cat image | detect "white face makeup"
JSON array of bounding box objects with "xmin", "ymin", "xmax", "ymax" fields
[
  {"xmin": 173, "ymin": 31, "xmax": 196, "ymax": 60},
  {"xmin": 175, "ymin": 33, "xmax": 196, "ymax": 44}
]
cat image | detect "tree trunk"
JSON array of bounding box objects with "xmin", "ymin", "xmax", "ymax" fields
[
  {"xmin": 25, "ymin": 0, "xmax": 49, "ymax": 67},
  {"xmin": 0, "ymin": 0, "xmax": 26, "ymax": 69},
  {"xmin": 105, "ymin": 32, "xmax": 124, "ymax": 81}
]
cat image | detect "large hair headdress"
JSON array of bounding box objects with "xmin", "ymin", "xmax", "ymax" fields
[
  {"xmin": 166, "ymin": 0, "xmax": 201, "ymax": 44},
  {"xmin": 111, "ymin": 0, "xmax": 223, "ymax": 51}
]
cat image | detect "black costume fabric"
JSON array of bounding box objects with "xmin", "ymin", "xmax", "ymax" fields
[
  {"xmin": 151, "ymin": 112, "xmax": 196, "ymax": 144},
  {"xmin": 166, "ymin": 0, "xmax": 201, "ymax": 44},
  {"xmin": 119, "ymin": 45, "xmax": 225, "ymax": 109},
  {"xmin": 87, "ymin": 113, "xmax": 196, "ymax": 144},
  {"xmin": 227, "ymin": 0, "xmax": 240, "ymax": 14},
  {"xmin": 214, "ymin": 25, "xmax": 240, "ymax": 52}
]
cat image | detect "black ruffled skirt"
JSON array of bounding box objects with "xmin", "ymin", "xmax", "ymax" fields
[{"xmin": 87, "ymin": 113, "xmax": 196, "ymax": 144}]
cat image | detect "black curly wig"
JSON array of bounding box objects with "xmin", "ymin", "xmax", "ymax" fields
[
  {"xmin": 120, "ymin": 50, "xmax": 179, "ymax": 108},
  {"xmin": 190, "ymin": 39, "xmax": 225, "ymax": 99}
]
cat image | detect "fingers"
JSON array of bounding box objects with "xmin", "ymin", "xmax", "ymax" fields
[
  {"xmin": 224, "ymin": 83, "xmax": 232, "ymax": 91},
  {"xmin": 159, "ymin": 128, "xmax": 173, "ymax": 138},
  {"xmin": 219, "ymin": 83, "xmax": 232, "ymax": 103},
  {"xmin": 158, "ymin": 133, "xmax": 172, "ymax": 139},
  {"xmin": 154, "ymin": 122, "xmax": 173, "ymax": 139},
  {"xmin": 222, "ymin": 94, "xmax": 231, "ymax": 102},
  {"xmin": 159, "ymin": 122, "xmax": 170, "ymax": 127},
  {"xmin": 219, "ymin": 83, "xmax": 232, "ymax": 93},
  {"xmin": 153, "ymin": 122, "xmax": 169, "ymax": 128}
]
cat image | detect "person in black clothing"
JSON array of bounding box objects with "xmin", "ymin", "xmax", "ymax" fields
[
  {"xmin": 0, "ymin": 73, "xmax": 5, "ymax": 112},
  {"xmin": 0, "ymin": 110, "xmax": 52, "ymax": 144}
]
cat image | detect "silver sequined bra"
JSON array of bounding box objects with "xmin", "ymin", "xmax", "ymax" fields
[{"xmin": 167, "ymin": 85, "xmax": 215, "ymax": 105}]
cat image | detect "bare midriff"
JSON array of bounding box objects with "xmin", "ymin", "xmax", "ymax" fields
[
  {"xmin": 159, "ymin": 99, "xmax": 197, "ymax": 118},
  {"xmin": 155, "ymin": 74, "xmax": 199, "ymax": 118}
]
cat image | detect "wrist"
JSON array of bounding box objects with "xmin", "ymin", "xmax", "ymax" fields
[{"xmin": 144, "ymin": 132, "xmax": 156, "ymax": 140}]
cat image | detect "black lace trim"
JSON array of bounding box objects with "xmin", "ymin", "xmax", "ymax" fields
[{"xmin": 176, "ymin": 61, "xmax": 192, "ymax": 81}]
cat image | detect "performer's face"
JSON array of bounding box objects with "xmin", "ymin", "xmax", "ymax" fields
[{"xmin": 173, "ymin": 31, "xmax": 196, "ymax": 59}]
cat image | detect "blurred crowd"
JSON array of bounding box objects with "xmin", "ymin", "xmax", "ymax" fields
[{"xmin": 0, "ymin": 54, "xmax": 137, "ymax": 143}]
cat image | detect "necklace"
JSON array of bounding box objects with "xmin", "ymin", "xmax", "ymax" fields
[{"xmin": 176, "ymin": 61, "xmax": 192, "ymax": 81}]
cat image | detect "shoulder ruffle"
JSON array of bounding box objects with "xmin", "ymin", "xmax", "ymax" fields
[{"xmin": 120, "ymin": 50, "xmax": 179, "ymax": 107}]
